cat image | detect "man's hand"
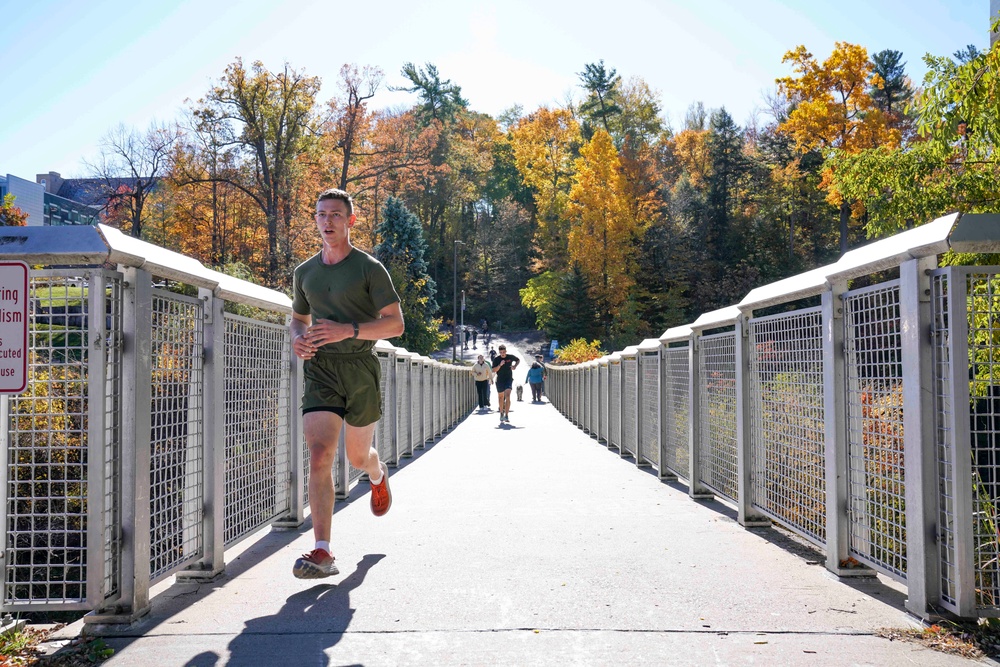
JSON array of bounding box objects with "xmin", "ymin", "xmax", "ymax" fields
[
  {"xmin": 293, "ymin": 333, "xmax": 317, "ymax": 360},
  {"xmin": 304, "ymin": 318, "xmax": 354, "ymax": 346}
]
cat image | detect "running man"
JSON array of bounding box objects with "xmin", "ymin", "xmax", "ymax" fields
[
  {"xmin": 290, "ymin": 188, "xmax": 405, "ymax": 579},
  {"xmin": 491, "ymin": 345, "xmax": 519, "ymax": 423}
]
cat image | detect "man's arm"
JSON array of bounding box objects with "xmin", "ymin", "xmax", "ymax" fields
[{"xmin": 301, "ymin": 301, "xmax": 405, "ymax": 346}]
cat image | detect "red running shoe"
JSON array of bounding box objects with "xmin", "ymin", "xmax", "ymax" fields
[
  {"xmin": 371, "ymin": 462, "xmax": 392, "ymax": 517},
  {"xmin": 292, "ymin": 548, "xmax": 338, "ymax": 579}
]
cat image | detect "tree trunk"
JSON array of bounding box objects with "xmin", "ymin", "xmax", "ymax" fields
[{"xmin": 839, "ymin": 200, "xmax": 850, "ymax": 256}]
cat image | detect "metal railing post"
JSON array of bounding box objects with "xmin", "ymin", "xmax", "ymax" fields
[
  {"xmin": 736, "ymin": 313, "xmax": 769, "ymax": 526},
  {"xmin": 900, "ymin": 256, "xmax": 942, "ymax": 618},
  {"xmin": 87, "ymin": 266, "xmax": 152, "ymax": 624},
  {"xmin": 275, "ymin": 318, "xmax": 306, "ymax": 528},
  {"xmin": 822, "ymin": 280, "xmax": 868, "ymax": 577},
  {"xmin": 177, "ymin": 288, "xmax": 225, "ymax": 581},
  {"xmin": 688, "ymin": 333, "xmax": 713, "ymax": 499},
  {"xmin": 85, "ymin": 269, "xmax": 109, "ymax": 606}
]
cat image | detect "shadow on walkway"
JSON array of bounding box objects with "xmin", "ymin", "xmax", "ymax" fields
[{"xmin": 209, "ymin": 553, "xmax": 385, "ymax": 667}]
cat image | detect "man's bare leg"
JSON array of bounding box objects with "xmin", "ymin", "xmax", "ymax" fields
[
  {"xmin": 344, "ymin": 422, "xmax": 381, "ymax": 478},
  {"xmin": 303, "ymin": 410, "xmax": 344, "ymax": 543}
]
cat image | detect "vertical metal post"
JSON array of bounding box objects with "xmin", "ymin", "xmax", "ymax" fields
[
  {"xmin": 736, "ymin": 313, "xmax": 769, "ymax": 526},
  {"xmin": 947, "ymin": 267, "xmax": 976, "ymax": 617},
  {"xmin": 335, "ymin": 429, "xmax": 348, "ymax": 500},
  {"xmin": 659, "ymin": 344, "xmax": 677, "ymax": 481},
  {"xmin": 88, "ymin": 266, "xmax": 152, "ymax": 624},
  {"xmin": 823, "ymin": 281, "xmax": 866, "ymax": 576},
  {"xmin": 900, "ymin": 256, "xmax": 941, "ymax": 619},
  {"xmin": 688, "ymin": 333, "xmax": 713, "ymax": 499},
  {"xmin": 178, "ymin": 288, "xmax": 225, "ymax": 580},
  {"xmin": 275, "ymin": 316, "xmax": 306, "ymax": 528},
  {"xmin": 86, "ymin": 270, "xmax": 108, "ymax": 605}
]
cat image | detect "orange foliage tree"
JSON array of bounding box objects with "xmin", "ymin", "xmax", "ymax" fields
[{"xmin": 776, "ymin": 42, "xmax": 899, "ymax": 253}]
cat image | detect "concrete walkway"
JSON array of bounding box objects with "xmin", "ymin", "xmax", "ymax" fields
[{"xmin": 57, "ymin": 339, "xmax": 985, "ymax": 666}]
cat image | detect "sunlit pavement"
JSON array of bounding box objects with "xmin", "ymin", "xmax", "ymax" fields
[{"xmin": 60, "ymin": 335, "xmax": 975, "ymax": 666}]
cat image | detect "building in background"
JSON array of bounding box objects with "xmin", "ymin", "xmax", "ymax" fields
[{"xmin": 0, "ymin": 171, "xmax": 101, "ymax": 226}]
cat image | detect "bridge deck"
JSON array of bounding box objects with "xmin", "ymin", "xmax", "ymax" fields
[{"xmin": 60, "ymin": 340, "xmax": 972, "ymax": 666}]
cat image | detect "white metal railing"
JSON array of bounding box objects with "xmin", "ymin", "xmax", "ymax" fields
[
  {"xmin": 546, "ymin": 212, "xmax": 1000, "ymax": 621},
  {"xmin": 0, "ymin": 224, "xmax": 475, "ymax": 620}
]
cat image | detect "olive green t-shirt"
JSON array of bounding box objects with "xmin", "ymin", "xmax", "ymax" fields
[{"xmin": 292, "ymin": 248, "xmax": 400, "ymax": 354}]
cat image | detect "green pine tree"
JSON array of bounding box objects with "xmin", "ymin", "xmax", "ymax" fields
[
  {"xmin": 375, "ymin": 196, "xmax": 445, "ymax": 354},
  {"xmin": 548, "ymin": 265, "xmax": 601, "ymax": 344}
]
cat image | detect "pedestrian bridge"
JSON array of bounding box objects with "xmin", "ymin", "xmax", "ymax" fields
[{"xmin": 2, "ymin": 213, "xmax": 1000, "ymax": 644}]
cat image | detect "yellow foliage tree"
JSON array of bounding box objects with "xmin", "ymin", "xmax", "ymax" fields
[
  {"xmin": 509, "ymin": 107, "xmax": 581, "ymax": 271},
  {"xmin": 776, "ymin": 42, "xmax": 899, "ymax": 253},
  {"xmin": 669, "ymin": 129, "xmax": 711, "ymax": 189},
  {"xmin": 566, "ymin": 129, "xmax": 648, "ymax": 326}
]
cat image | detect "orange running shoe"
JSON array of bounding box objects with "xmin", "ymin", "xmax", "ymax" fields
[
  {"xmin": 370, "ymin": 462, "xmax": 392, "ymax": 517},
  {"xmin": 292, "ymin": 548, "xmax": 338, "ymax": 579}
]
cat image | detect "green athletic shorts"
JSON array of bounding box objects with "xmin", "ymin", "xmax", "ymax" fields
[{"xmin": 301, "ymin": 350, "xmax": 383, "ymax": 427}]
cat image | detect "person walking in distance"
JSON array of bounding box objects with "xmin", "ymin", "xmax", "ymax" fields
[
  {"xmin": 491, "ymin": 345, "xmax": 519, "ymax": 423},
  {"xmin": 290, "ymin": 188, "xmax": 404, "ymax": 579},
  {"xmin": 472, "ymin": 354, "xmax": 493, "ymax": 410},
  {"xmin": 527, "ymin": 359, "xmax": 546, "ymax": 402}
]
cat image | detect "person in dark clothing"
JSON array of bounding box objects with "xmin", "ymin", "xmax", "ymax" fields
[{"xmin": 491, "ymin": 345, "xmax": 519, "ymax": 423}]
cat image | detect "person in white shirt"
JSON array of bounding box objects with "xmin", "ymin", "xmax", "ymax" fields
[{"xmin": 472, "ymin": 354, "xmax": 494, "ymax": 410}]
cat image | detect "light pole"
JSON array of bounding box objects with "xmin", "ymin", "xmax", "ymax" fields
[{"xmin": 452, "ymin": 239, "xmax": 465, "ymax": 362}]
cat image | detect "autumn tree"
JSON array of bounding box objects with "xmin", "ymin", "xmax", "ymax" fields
[
  {"xmin": 328, "ymin": 64, "xmax": 384, "ymax": 191},
  {"xmin": 776, "ymin": 42, "xmax": 899, "ymax": 253},
  {"xmin": 566, "ymin": 129, "xmax": 648, "ymax": 333},
  {"xmin": 84, "ymin": 121, "xmax": 177, "ymax": 238},
  {"xmin": 509, "ymin": 107, "xmax": 582, "ymax": 271},
  {"xmin": 831, "ymin": 33, "xmax": 1000, "ymax": 238},
  {"xmin": 0, "ymin": 194, "xmax": 27, "ymax": 226},
  {"xmin": 187, "ymin": 58, "xmax": 321, "ymax": 284}
]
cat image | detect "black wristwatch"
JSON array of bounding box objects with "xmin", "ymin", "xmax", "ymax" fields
[{"xmin": 351, "ymin": 320, "xmax": 359, "ymax": 339}]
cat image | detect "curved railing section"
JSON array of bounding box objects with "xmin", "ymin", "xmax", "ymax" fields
[
  {"xmin": 0, "ymin": 223, "xmax": 475, "ymax": 621},
  {"xmin": 546, "ymin": 212, "xmax": 1000, "ymax": 621}
]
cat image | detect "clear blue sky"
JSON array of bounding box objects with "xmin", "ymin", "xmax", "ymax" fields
[{"xmin": 0, "ymin": 0, "xmax": 991, "ymax": 181}]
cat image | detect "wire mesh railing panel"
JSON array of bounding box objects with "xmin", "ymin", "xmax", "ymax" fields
[
  {"xmin": 844, "ymin": 281, "xmax": 906, "ymax": 580},
  {"xmin": 931, "ymin": 271, "xmax": 959, "ymax": 611},
  {"xmin": 610, "ymin": 364, "xmax": 622, "ymax": 449},
  {"xmin": 222, "ymin": 314, "xmax": 291, "ymax": 546},
  {"xmin": 640, "ymin": 352, "xmax": 659, "ymax": 466},
  {"xmin": 663, "ymin": 346, "xmax": 690, "ymax": 480},
  {"xmin": 599, "ymin": 365, "xmax": 608, "ymax": 443},
  {"xmin": 149, "ymin": 290, "xmax": 204, "ymax": 581},
  {"xmin": 623, "ymin": 358, "xmax": 638, "ymax": 457},
  {"xmin": 965, "ymin": 270, "xmax": 1000, "ymax": 611},
  {"xmin": 748, "ymin": 308, "xmax": 826, "ymax": 546},
  {"xmin": 699, "ymin": 332, "xmax": 738, "ymax": 502},
  {"xmin": 5, "ymin": 272, "xmax": 94, "ymax": 607}
]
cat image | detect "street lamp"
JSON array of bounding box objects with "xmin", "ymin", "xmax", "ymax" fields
[{"xmin": 452, "ymin": 239, "xmax": 465, "ymax": 362}]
